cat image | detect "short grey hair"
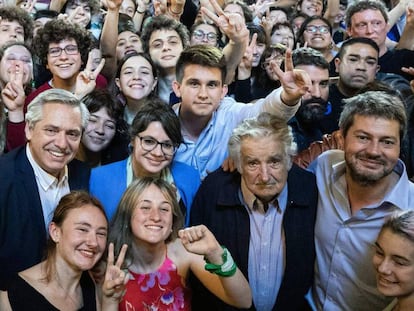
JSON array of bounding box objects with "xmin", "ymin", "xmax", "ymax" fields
[
  {"xmin": 381, "ymin": 210, "xmax": 414, "ymax": 243},
  {"xmin": 25, "ymin": 89, "xmax": 89, "ymax": 129},
  {"xmin": 345, "ymin": 0, "xmax": 388, "ymax": 28},
  {"xmin": 228, "ymin": 112, "xmax": 297, "ymax": 171},
  {"xmin": 339, "ymin": 91, "xmax": 407, "ymax": 142}
]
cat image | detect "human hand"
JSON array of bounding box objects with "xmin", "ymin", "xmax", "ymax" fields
[
  {"xmin": 75, "ymin": 50, "xmax": 105, "ymax": 98},
  {"xmin": 102, "ymin": 243, "xmax": 129, "ymax": 301},
  {"xmin": 153, "ymin": 0, "xmax": 167, "ymax": 16},
  {"xmin": 105, "ymin": 0, "xmax": 123, "ymax": 11},
  {"xmin": 271, "ymin": 48, "xmax": 311, "ymax": 105},
  {"xmin": 201, "ymin": 0, "xmax": 249, "ymax": 45},
  {"xmin": 402, "ymin": 66, "xmax": 414, "ymax": 92},
  {"xmin": 19, "ymin": 0, "xmax": 37, "ymax": 14},
  {"xmin": 179, "ymin": 225, "xmax": 223, "ymax": 264},
  {"xmin": 221, "ymin": 156, "xmax": 237, "ymax": 172},
  {"xmin": 2, "ymin": 62, "xmax": 26, "ymax": 123}
]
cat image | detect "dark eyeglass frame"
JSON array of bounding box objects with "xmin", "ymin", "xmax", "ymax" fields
[
  {"xmin": 136, "ymin": 135, "xmax": 178, "ymax": 156},
  {"xmin": 48, "ymin": 44, "xmax": 79, "ymax": 57},
  {"xmin": 192, "ymin": 30, "xmax": 218, "ymax": 42},
  {"xmin": 305, "ymin": 25, "xmax": 330, "ymax": 34}
]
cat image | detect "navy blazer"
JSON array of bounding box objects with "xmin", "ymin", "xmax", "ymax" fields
[
  {"xmin": 0, "ymin": 146, "xmax": 90, "ymax": 290},
  {"xmin": 190, "ymin": 165, "xmax": 318, "ymax": 311}
]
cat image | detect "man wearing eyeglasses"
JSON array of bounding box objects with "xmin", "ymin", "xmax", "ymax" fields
[
  {"xmin": 345, "ymin": 0, "xmax": 414, "ymax": 81},
  {"xmin": 190, "ymin": 21, "xmax": 221, "ymax": 47},
  {"xmin": 0, "ymin": 89, "xmax": 91, "ymax": 290}
]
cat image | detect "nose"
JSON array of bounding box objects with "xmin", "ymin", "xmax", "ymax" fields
[
  {"xmin": 132, "ymin": 69, "xmax": 141, "ymax": 80},
  {"xmin": 259, "ymin": 163, "xmax": 270, "ymax": 182},
  {"xmin": 366, "ymin": 22, "xmax": 374, "ymax": 34},
  {"xmin": 377, "ymin": 258, "xmax": 391, "ymax": 275},
  {"xmin": 311, "ymin": 83, "xmax": 321, "ymax": 98},
  {"xmin": 94, "ymin": 121, "xmax": 105, "ymax": 135},
  {"xmin": 197, "ymin": 85, "xmax": 208, "ymax": 99},
  {"xmin": 54, "ymin": 131, "xmax": 69, "ymax": 150},
  {"xmin": 355, "ymin": 59, "xmax": 367, "ymax": 71},
  {"xmin": 366, "ymin": 140, "xmax": 380, "ymax": 155},
  {"xmin": 149, "ymin": 207, "xmax": 161, "ymax": 221},
  {"xmin": 86, "ymin": 232, "xmax": 98, "ymax": 247},
  {"xmin": 151, "ymin": 142, "xmax": 164, "ymax": 156},
  {"xmin": 162, "ymin": 42, "xmax": 171, "ymax": 51}
]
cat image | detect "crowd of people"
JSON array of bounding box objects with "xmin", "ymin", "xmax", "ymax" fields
[{"xmin": 0, "ymin": 0, "xmax": 414, "ymax": 309}]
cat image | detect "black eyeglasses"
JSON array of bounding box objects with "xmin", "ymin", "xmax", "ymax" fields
[
  {"xmin": 305, "ymin": 25, "xmax": 330, "ymax": 34},
  {"xmin": 137, "ymin": 135, "xmax": 177, "ymax": 156},
  {"xmin": 48, "ymin": 45, "xmax": 79, "ymax": 57},
  {"xmin": 192, "ymin": 30, "xmax": 218, "ymax": 42}
]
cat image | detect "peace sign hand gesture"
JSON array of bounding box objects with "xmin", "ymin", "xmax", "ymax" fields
[
  {"xmin": 102, "ymin": 243, "xmax": 129, "ymax": 304},
  {"xmin": 201, "ymin": 0, "xmax": 249, "ymax": 45},
  {"xmin": 74, "ymin": 50, "xmax": 105, "ymax": 98},
  {"xmin": 2, "ymin": 61, "xmax": 26, "ymax": 123}
]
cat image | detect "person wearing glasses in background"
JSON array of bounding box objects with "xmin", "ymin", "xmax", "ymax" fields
[
  {"xmin": 190, "ymin": 20, "xmax": 221, "ymax": 47},
  {"xmin": 90, "ymin": 98, "xmax": 200, "ymax": 226},
  {"xmin": 295, "ymin": 16, "xmax": 338, "ymax": 63}
]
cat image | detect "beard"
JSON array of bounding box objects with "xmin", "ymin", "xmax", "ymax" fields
[
  {"xmin": 346, "ymin": 152, "xmax": 394, "ymax": 186},
  {"xmin": 297, "ymin": 97, "xmax": 327, "ymax": 124}
]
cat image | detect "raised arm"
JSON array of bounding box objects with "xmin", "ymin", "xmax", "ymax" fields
[
  {"xmin": 396, "ymin": 3, "xmax": 414, "ymax": 50},
  {"xmin": 201, "ymin": 0, "xmax": 250, "ymax": 85},
  {"xmin": 100, "ymin": 0, "xmax": 123, "ymax": 81},
  {"xmin": 179, "ymin": 225, "xmax": 252, "ymax": 309}
]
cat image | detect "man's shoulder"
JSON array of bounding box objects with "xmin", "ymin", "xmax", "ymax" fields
[{"xmin": 0, "ymin": 146, "xmax": 28, "ymax": 171}]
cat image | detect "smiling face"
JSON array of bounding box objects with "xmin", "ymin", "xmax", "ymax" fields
[
  {"xmin": 116, "ymin": 55, "xmax": 157, "ymax": 103},
  {"xmin": 116, "ymin": 31, "xmax": 143, "ymax": 61},
  {"xmin": 64, "ymin": 0, "xmax": 92, "ymax": 28},
  {"xmin": 373, "ymin": 228, "xmax": 414, "ymax": 299},
  {"xmin": 130, "ymin": 183, "xmax": 173, "ymax": 246},
  {"xmin": 240, "ymin": 135, "xmax": 289, "ymax": 203},
  {"xmin": 172, "ymin": 64, "xmax": 227, "ymax": 120},
  {"xmin": 50, "ymin": 204, "xmax": 108, "ymax": 271},
  {"xmin": 0, "ymin": 44, "xmax": 33, "ymax": 87},
  {"xmin": 298, "ymin": 0, "xmax": 323, "ymax": 17},
  {"xmin": 149, "ymin": 29, "xmax": 183, "ymax": 72},
  {"xmin": 0, "ymin": 19, "xmax": 24, "ymax": 48},
  {"xmin": 131, "ymin": 121, "xmax": 174, "ymax": 177},
  {"xmin": 47, "ymin": 38, "xmax": 82, "ymax": 82},
  {"xmin": 343, "ymin": 115, "xmax": 400, "ymax": 185},
  {"xmin": 25, "ymin": 103, "xmax": 82, "ymax": 178},
  {"xmin": 303, "ymin": 19, "xmax": 332, "ymax": 50},
  {"xmin": 82, "ymin": 107, "xmax": 116, "ymax": 153},
  {"xmin": 270, "ymin": 26, "xmax": 294, "ymax": 49}
]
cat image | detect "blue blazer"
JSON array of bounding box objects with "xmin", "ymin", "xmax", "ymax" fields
[
  {"xmin": 0, "ymin": 146, "xmax": 90, "ymax": 290},
  {"xmin": 89, "ymin": 159, "xmax": 200, "ymax": 225}
]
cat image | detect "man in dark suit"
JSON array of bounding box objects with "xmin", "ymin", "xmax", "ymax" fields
[
  {"xmin": 0, "ymin": 89, "xmax": 91, "ymax": 290},
  {"xmin": 190, "ymin": 112, "xmax": 318, "ymax": 311}
]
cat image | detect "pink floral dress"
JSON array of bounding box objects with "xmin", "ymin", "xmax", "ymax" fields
[{"xmin": 120, "ymin": 255, "xmax": 192, "ymax": 311}]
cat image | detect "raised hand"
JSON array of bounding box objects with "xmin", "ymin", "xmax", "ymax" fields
[
  {"xmin": 271, "ymin": 48, "xmax": 312, "ymax": 105},
  {"xmin": 74, "ymin": 50, "xmax": 105, "ymax": 98},
  {"xmin": 238, "ymin": 33, "xmax": 257, "ymax": 80},
  {"xmin": 1, "ymin": 62, "xmax": 26, "ymax": 123},
  {"xmin": 201, "ymin": 0, "xmax": 249, "ymax": 45},
  {"xmin": 102, "ymin": 243, "xmax": 129, "ymax": 301},
  {"xmin": 179, "ymin": 225, "xmax": 223, "ymax": 263}
]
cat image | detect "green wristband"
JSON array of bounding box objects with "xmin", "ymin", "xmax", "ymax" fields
[{"xmin": 204, "ymin": 246, "xmax": 237, "ymax": 277}]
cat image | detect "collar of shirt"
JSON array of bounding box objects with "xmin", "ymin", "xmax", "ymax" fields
[{"xmin": 26, "ymin": 144, "xmax": 68, "ymax": 191}]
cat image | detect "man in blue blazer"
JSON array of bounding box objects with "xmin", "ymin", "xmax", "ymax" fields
[
  {"xmin": 190, "ymin": 113, "xmax": 318, "ymax": 311},
  {"xmin": 0, "ymin": 89, "xmax": 90, "ymax": 290}
]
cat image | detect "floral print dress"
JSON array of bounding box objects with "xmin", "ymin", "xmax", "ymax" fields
[{"xmin": 120, "ymin": 255, "xmax": 192, "ymax": 311}]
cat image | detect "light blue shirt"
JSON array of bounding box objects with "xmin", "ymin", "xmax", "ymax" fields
[
  {"xmin": 173, "ymin": 87, "xmax": 299, "ymax": 179},
  {"xmin": 240, "ymin": 185, "xmax": 288, "ymax": 311},
  {"xmin": 308, "ymin": 150, "xmax": 414, "ymax": 311}
]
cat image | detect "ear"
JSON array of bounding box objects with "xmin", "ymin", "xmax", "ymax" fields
[
  {"xmin": 220, "ymin": 84, "xmax": 228, "ymax": 100},
  {"xmin": 152, "ymin": 77, "xmax": 158, "ymax": 91},
  {"xmin": 346, "ymin": 27, "xmax": 352, "ymax": 37},
  {"xmin": 115, "ymin": 78, "xmax": 121, "ymax": 91},
  {"xmin": 334, "ymin": 57, "xmax": 341, "ymax": 74},
  {"xmin": 172, "ymin": 80, "xmax": 181, "ymax": 98},
  {"xmin": 376, "ymin": 65, "xmax": 380, "ymax": 73},
  {"xmin": 49, "ymin": 222, "xmax": 61, "ymax": 243},
  {"xmin": 25, "ymin": 122, "xmax": 32, "ymax": 141}
]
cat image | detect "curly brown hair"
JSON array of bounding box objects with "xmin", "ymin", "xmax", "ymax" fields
[
  {"xmin": 0, "ymin": 6, "xmax": 33, "ymax": 43},
  {"xmin": 33, "ymin": 19, "xmax": 92, "ymax": 68}
]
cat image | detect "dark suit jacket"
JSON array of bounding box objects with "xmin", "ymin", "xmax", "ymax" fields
[
  {"xmin": 0, "ymin": 146, "xmax": 90, "ymax": 290},
  {"xmin": 190, "ymin": 165, "xmax": 318, "ymax": 311}
]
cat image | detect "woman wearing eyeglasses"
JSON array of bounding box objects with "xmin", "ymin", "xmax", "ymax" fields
[
  {"xmin": 190, "ymin": 21, "xmax": 221, "ymax": 47},
  {"xmin": 89, "ymin": 97, "xmax": 200, "ymax": 226},
  {"xmin": 295, "ymin": 16, "xmax": 338, "ymax": 63}
]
